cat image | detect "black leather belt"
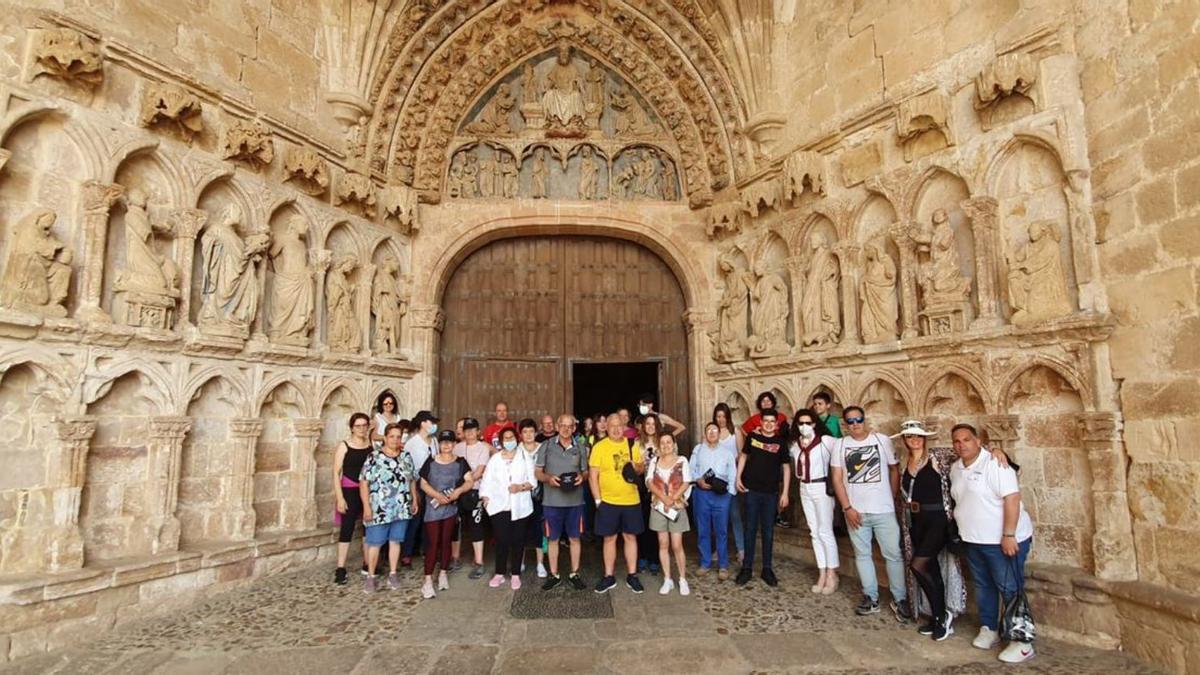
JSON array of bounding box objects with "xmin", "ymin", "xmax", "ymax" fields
[
  {"xmin": 907, "ymin": 502, "xmax": 946, "ymax": 513},
  {"xmin": 800, "ymin": 476, "xmax": 827, "ymax": 484}
]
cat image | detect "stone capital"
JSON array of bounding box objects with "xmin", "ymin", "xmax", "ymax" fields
[
  {"xmin": 292, "ymin": 418, "xmax": 325, "ymax": 439},
  {"xmin": 168, "ymin": 208, "xmax": 208, "ymax": 240},
  {"xmin": 229, "ymin": 418, "xmax": 265, "ymax": 439},
  {"xmin": 53, "ymin": 416, "xmax": 98, "ymax": 443},
  {"xmin": 149, "ymin": 416, "xmax": 192, "ymax": 441},
  {"xmin": 82, "ymin": 180, "xmax": 125, "ymax": 215},
  {"xmin": 409, "ymin": 304, "xmax": 446, "ymax": 332},
  {"xmin": 981, "ymin": 414, "xmax": 1021, "ymax": 444},
  {"xmin": 1080, "ymin": 411, "xmax": 1122, "ymax": 443},
  {"xmin": 312, "ymin": 249, "xmax": 333, "ymax": 272},
  {"xmin": 888, "ymin": 222, "xmax": 916, "ymax": 251},
  {"xmin": 681, "ymin": 307, "xmax": 712, "ymax": 331}
]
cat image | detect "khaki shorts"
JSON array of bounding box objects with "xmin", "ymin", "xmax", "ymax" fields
[{"xmin": 648, "ymin": 505, "xmax": 691, "ymax": 533}]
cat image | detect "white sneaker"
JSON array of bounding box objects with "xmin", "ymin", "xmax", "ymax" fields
[
  {"xmin": 678, "ymin": 579, "xmax": 690, "ymax": 596},
  {"xmin": 973, "ymin": 626, "xmax": 999, "ymax": 650},
  {"xmin": 659, "ymin": 578, "xmax": 675, "ymax": 595},
  {"xmin": 537, "ymin": 563, "xmax": 548, "ymax": 579},
  {"xmin": 421, "ymin": 581, "xmax": 436, "ymax": 599},
  {"xmin": 998, "ymin": 641, "xmax": 1035, "ymax": 663}
]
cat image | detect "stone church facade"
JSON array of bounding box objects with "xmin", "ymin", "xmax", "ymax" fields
[{"xmin": 0, "ymin": 1, "xmax": 1195, "ymax": 671}]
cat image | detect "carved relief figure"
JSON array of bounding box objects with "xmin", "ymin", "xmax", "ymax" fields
[
  {"xmin": 372, "ymin": 256, "xmax": 407, "ymax": 355},
  {"xmin": 1007, "ymin": 221, "xmax": 1073, "ymax": 327},
  {"xmin": 661, "ymin": 160, "xmax": 678, "ymax": 201},
  {"xmin": 267, "ymin": 217, "xmax": 314, "ymax": 345},
  {"xmin": 530, "ymin": 148, "xmax": 549, "ymax": 199},
  {"xmin": 800, "ymin": 234, "xmax": 841, "ymax": 347},
  {"xmin": 614, "ymin": 151, "xmax": 637, "ymax": 198},
  {"xmin": 912, "ymin": 208, "xmax": 970, "ymax": 304},
  {"xmin": 116, "ymin": 190, "xmax": 180, "ymax": 297},
  {"xmin": 542, "ymin": 45, "xmax": 586, "ymax": 128},
  {"xmin": 859, "ymin": 243, "xmax": 899, "ymax": 343},
  {"xmin": 461, "ymin": 154, "xmax": 479, "ymax": 198},
  {"xmin": 447, "ymin": 156, "xmax": 467, "ymax": 198},
  {"xmin": 586, "ymin": 60, "xmax": 606, "ymax": 112},
  {"xmin": 326, "ymin": 256, "xmax": 361, "ymax": 353},
  {"xmin": 716, "ymin": 255, "xmax": 750, "ymax": 362},
  {"xmin": 611, "ymin": 83, "xmax": 657, "ymax": 136},
  {"xmin": 498, "ymin": 153, "xmax": 519, "ymax": 198},
  {"xmin": 0, "ymin": 208, "xmax": 71, "ymax": 317},
  {"xmin": 199, "ymin": 205, "xmax": 269, "ymax": 334},
  {"xmin": 748, "ymin": 261, "xmax": 790, "ymax": 356},
  {"xmin": 578, "ymin": 146, "xmax": 599, "ymax": 200},
  {"xmin": 478, "ymin": 152, "xmax": 497, "ymax": 198},
  {"xmin": 521, "ymin": 63, "xmax": 540, "ymax": 105},
  {"xmin": 465, "ymin": 83, "xmax": 516, "ymax": 135},
  {"xmin": 634, "ymin": 151, "xmax": 662, "ymax": 199}
]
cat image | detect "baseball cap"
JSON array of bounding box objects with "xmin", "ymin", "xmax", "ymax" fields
[
  {"xmin": 436, "ymin": 429, "xmax": 457, "ymax": 443},
  {"xmin": 462, "ymin": 417, "xmax": 480, "ymax": 430},
  {"xmin": 412, "ymin": 410, "xmax": 439, "ymax": 426}
]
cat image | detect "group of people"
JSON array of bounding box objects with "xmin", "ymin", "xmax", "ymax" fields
[{"xmin": 331, "ymin": 389, "xmax": 1037, "ymax": 664}]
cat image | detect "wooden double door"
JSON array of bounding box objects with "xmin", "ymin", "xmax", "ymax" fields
[{"xmin": 437, "ymin": 236, "xmax": 690, "ymax": 431}]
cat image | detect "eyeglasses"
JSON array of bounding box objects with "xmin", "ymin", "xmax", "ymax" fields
[{"xmin": 844, "ymin": 417, "xmax": 865, "ymax": 425}]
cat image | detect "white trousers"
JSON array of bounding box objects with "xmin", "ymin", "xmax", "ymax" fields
[{"xmin": 800, "ymin": 482, "xmax": 839, "ymax": 569}]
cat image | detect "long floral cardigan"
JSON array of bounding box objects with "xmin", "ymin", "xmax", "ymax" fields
[{"xmin": 899, "ymin": 445, "xmax": 967, "ymax": 618}]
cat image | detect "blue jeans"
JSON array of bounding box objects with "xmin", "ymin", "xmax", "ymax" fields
[
  {"xmin": 693, "ymin": 488, "xmax": 731, "ymax": 569},
  {"xmin": 966, "ymin": 538, "xmax": 1032, "ymax": 631},
  {"xmin": 730, "ymin": 492, "xmax": 746, "ymax": 554},
  {"xmin": 742, "ymin": 490, "xmax": 777, "ymax": 571},
  {"xmin": 847, "ymin": 511, "xmax": 906, "ymax": 603}
]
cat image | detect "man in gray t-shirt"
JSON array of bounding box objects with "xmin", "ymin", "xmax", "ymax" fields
[{"xmin": 534, "ymin": 414, "xmax": 591, "ymax": 590}]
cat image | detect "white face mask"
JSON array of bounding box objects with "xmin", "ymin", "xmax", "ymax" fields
[
  {"xmin": 638, "ymin": 404, "xmax": 651, "ymax": 416},
  {"xmin": 427, "ymin": 423, "xmax": 438, "ymax": 435},
  {"xmin": 798, "ymin": 423, "xmax": 815, "ymax": 438},
  {"xmin": 502, "ymin": 440, "xmax": 518, "ymax": 451}
]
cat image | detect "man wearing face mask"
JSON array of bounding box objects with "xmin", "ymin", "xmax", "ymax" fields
[
  {"xmin": 634, "ymin": 394, "xmax": 686, "ymax": 439},
  {"xmin": 401, "ymin": 410, "xmax": 439, "ymax": 566},
  {"xmin": 734, "ymin": 410, "xmax": 791, "ymax": 587}
]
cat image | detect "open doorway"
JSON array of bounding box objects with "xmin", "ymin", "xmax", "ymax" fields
[{"xmin": 571, "ymin": 361, "xmax": 658, "ymax": 422}]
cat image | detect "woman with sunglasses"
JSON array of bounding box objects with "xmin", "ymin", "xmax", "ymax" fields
[{"xmin": 790, "ymin": 409, "xmax": 839, "ymax": 594}]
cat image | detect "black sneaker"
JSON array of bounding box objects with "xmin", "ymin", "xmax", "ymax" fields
[
  {"xmin": 761, "ymin": 568, "xmax": 778, "ymax": 587},
  {"xmin": 334, "ymin": 567, "xmax": 348, "ymax": 585},
  {"xmin": 542, "ymin": 574, "xmax": 562, "ymax": 591},
  {"xmin": 626, "ymin": 574, "xmax": 645, "ymax": 594},
  {"xmin": 891, "ymin": 599, "xmax": 913, "ymax": 623},
  {"xmin": 917, "ymin": 619, "xmax": 935, "ymax": 636},
  {"xmin": 594, "ymin": 575, "xmax": 617, "ymax": 594},
  {"xmin": 735, "ymin": 568, "xmax": 753, "ymax": 586},
  {"xmin": 932, "ymin": 611, "xmax": 955, "ymax": 642},
  {"xmin": 775, "ymin": 514, "xmax": 791, "ymax": 528},
  {"xmin": 855, "ymin": 595, "xmax": 880, "ymax": 615},
  {"xmin": 568, "ymin": 573, "xmax": 587, "ymax": 590}
]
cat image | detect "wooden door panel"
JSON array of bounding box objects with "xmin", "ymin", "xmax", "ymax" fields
[{"xmin": 465, "ymin": 359, "xmax": 561, "ymax": 426}]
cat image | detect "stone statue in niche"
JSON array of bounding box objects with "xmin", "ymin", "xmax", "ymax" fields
[
  {"xmin": 478, "ymin": 152, "xmax": 497, "ymax": 198},
  {"xmin": 859, "ymin": 243, "xmax": 899, "ymax": 343},
  {"xmin": 116, "ymin": 190, "xmax": 180, "ymax": 297},
  {"xmin": 198, "ymin": 205, "xmax": 270, "ymax": 337},
  {"xmin": 912, "ymin": 209, "xmax": 971, "ymax": 304},
  {"xmin": 661, "ymin": 160, "xmax": 678, "ymax": 201},
  {"xmin": 461, "ymin": 154, "xmax": 479, "ymax": 198},
  {"xmin": 372, "ymin": 255, "xmax": 407, "ymax": 355},
  {"xmin": 1006, "ymin": 221, "xmax": 1073, "ymax": 327},
  {"xmin": 498, "ymin": 153, "xmax": 519, "ymax": 198},
  {"xmin": 635, "ymin": 151, "xmax": 662, "ymax": 199},
  {"xmin": 465, "ymin": 83, "xmax": 516, "ymax": 135},
  {"xmin": 542, "ymin": 45, "xmax": 586, "ymax": 133},
  {"xmin": 610, "ymin": 83, "xmax": 658, "ymax": 136},
  {"xmin": 586, "ymin": 60, "xmax": 606, "ymax": 112},
  {"xmin": 0, "ymin": 208, "xmax": 71, "ymax": 317},
  {"xmin": 447, "ymin": 155, "xmax": 468, "ymax": 198},
  {"xmin": 578, "ymin": 146, "xmax": 599, "ymax": 200},
  {"xmin": 715, "ymin": 255, "xmax": 750, "ymax": 362},
  {"xmin": 326, "ymin": 256, "xmax": 361, "ymax": 353},
  {"xmin": 267, "ymin": 216, "xmax": 314, "ymax": 346},
  {"xmin": 521, "ymin": 63, "xmax": 540, "ymax": 106},
  {"xmin": 530, "ymin": 148, "xmax": 549, "ymax": 198},
  {"xmin": 800, "ymin": 234, "xmax": 842, "ymax": 347},
  {"xmin": 747, "ymin": 261, "xmax": 790, "ymax": 357}
]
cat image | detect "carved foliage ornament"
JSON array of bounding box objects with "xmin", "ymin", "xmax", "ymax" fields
[
  {"xmin": 782, "ymin": 150, "xmax": 827, "ymax": 204},
  {"xmin": 221, "ymin": 119, "xmax": 274, "ymax": 168},
  {"xmin": 334, "ymin": 172, "xmax": 377, "ymax": 218},
  {"xmin": 139, "ymin": 83, "xmax": 204, "ymax": 139},
  {"xmin": 283, "ymin": 146, "xmax": 330, "ymax": 196},
  {"xmin": 381, "ymin": 184, "xmax": 419, "ymax": 235},
  {"xmin": 31, "ymin": 27, "xmax": 102, "ymax": 86},
  {"xmin": 896, "ymin": 90, "xmax": 951, "ymax": 161}
]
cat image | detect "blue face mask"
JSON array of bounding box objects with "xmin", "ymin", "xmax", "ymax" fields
[
  {"xmin": 502, "ymin": 440, "xmax": 518, "ymax": 451},
  {"xmin": 428, "ymin": 423, "xmax": 438, "ymax": 435}
]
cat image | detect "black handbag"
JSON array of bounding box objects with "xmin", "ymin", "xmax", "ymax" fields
[
  {"xmin": 945, "ymin": 517, "xmax": 966, "ymax": 556},
  {"xmin": 558, "ymin": 471, "xmax": 579, "ymax": 490},
  {"xmin": 703, "ymin": 469, "xmax": 729, "ymax": 493},
  {"xmin": 1001, "ymin": 555, "xmax": 1037, "ymax": 642},
  {"xmin": 621, "ymin": 438, "xmax": 640, "ymax": 484}
]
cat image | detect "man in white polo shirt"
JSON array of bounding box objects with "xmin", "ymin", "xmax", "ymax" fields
[{"xmin": 950, "ymin": 423, "xmax": 1035, "ymax": 664}]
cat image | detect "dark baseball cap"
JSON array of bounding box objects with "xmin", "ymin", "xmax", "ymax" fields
[
  {"xmin": 436, "ymin": 429, "xmax": 457, "ymax": 443},
  {"xmin": 462, "ymin": 417, "xmax": 480, "ymax": 430},
  {"xmin": 412, "ymin": 410, "xmax": 439, "ymax": 426}
]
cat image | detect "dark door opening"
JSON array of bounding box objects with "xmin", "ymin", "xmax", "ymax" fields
[{"xmin": 571, "ymin": 361, "xmax": 658, "ymax": 423}]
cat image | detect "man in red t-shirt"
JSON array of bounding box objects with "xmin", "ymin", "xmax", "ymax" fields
[
  {"xmin": 482, "ymin": 401, "xmax": 517, "ymax": 448},
  {"xmin": 741, "ymin": 391, "xmax": 789, "ymax": 435}
]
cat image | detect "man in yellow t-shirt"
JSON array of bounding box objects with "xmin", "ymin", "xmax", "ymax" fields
[{"xmin": 589, "ymin": 413, "xmax": 646, "ymax": 594}]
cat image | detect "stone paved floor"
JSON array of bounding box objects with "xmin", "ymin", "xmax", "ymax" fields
[{"xmin": 0, "ymin": 554, "xmax": 1160, "ymax": 675}]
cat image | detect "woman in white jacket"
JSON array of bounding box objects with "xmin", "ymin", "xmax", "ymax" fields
[{"xmin": 478, "ymin": 427, "xmax": 537, "ymax": 589}]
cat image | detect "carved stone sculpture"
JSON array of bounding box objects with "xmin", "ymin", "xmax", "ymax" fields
[
  {"xmin": 800, "ymin": 234, "xmax": 841, "ymax": 347},
  {"xmin": 747, "ymin": 261, "xmax": 790, "ymax": 357},
  {"xmin": 542, "ymin": 44, "xmax": 586, "ymax": 133},
  {"xmin": 530, "ymin": 148, "xmax": 549, "ymax": 198},
  {"xmin": 199, "ymin": 205, "xmax": 269, "ymax": 337},
  {"xmin": 634, "ymin": 150, "xmax": 662, "ymax": 199},
  {"xmin": 859, "ymin": 243, "xmax": 899, "ymax": 343},
  {"xmin": 578, "ymin": 146, "xmax": 599, "ymax": 200},
  {"xmin": 465, "ymin": 83, "xmax": 516, "ymax": 135},
  {"xmin": 585, "ymin": 60, "xmax": 605, "ymax": 112},
  {"xmin": 267, "ymin": 217, "xmax": 314, "ymax": 346},
  {"xmin": 0, "ymin": 208, "xmax": 71, "ymax": 317},
  {"xmin": 114, "ymin": 190, "xmax": 181, "ymax": 329},
  {"xmin": 139, "ymin": 83, "xmax": 203, "ymax": 139},
  {"xmin": 381, "ymin": 185, "xmax": 420, "ymax": 235},
  {"xmin": 372, "ymin": 256, "xmax": 407, "ymax": 355},
  {"xmin": 334, "ymin": 172, "xmax": 377, "ymax": 218},
  {"xmin": 498, "ymin": 153, "xmax": 519, "ymax": 199},
  {"xmin": 661, "ymin": 161, "xmax": 679, "ymax": 201},
  {"xmin": 975, "ymin": 53, "xmax": 1037, "ymax": 129},
  {"xmin": 221, "ymin": 119, "xmax": 274, "ymax": 168},
  {"xmin": 715, "ymin": 255, "xmax": 749, "ymax": 362},
  {"xmin": 782, "ymin": 150, "xmax": 827, "ymax": 203},
  {"xmin": 283, "ymin": 146, "xmax": 330, "ymax": 196},
  {"xmin": 611, "ymin": 83, "xmax": 658, "ymax": 136},
  {"xmin": 461, "ymin": 154, "xmax": 479, "ymax": 198},
  {"xmin": 896, "ymin": 89, "xmax": 951, "ymax": 161},
  {"xmin": 326, "ymin": 256, "xmax": 361, "ymax": 353},
  {"xmin": 478, "ymin": 153, "xmax": 497, "ymax": 198},
  {"xmin": 32, "ymin": 27, "xmax": 102, "ymax": 86},
  {"xmin": 912, "ymin": 209, "xmax": 971, "ymax": 304},
  {"xmin": 1007, "ymin": 221, "xmax": 1073, "ymax": 327},
  {"xmin": 521, "ymin": 63, "xmax": 540, "ymax": 105}
]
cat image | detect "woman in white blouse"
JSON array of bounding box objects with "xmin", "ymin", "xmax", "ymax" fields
[
  {"xmin": 790, "ymin": 408, "xmax": 839, "ymax": 595},
  {"xmin": 478, "ymin": 427, "xmax": 537, "ymax": 590}
]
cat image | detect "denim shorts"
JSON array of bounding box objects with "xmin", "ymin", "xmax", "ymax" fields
[{"xmin": 365, "ymin": 518, "xmax": 410, "ymax": 546}]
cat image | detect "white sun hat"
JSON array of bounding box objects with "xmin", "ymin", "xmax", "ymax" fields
[{"xmin": 891, "ymin": 419, "xmax": 936, "ymax": 438}]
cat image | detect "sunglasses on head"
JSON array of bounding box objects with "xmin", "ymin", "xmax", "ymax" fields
[{"xmin": 844, "ymin": 416, "xmax": 865, "ymax": 425}]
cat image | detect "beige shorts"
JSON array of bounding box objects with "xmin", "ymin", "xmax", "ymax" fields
[{"xmin": 648, "ymin": 505, "xmax": 691, "ymax": 533}]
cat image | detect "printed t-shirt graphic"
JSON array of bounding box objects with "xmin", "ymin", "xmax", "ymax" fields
[{"xmin": 845, "ymin": 443, "xmax": 882, "ymax": 484}]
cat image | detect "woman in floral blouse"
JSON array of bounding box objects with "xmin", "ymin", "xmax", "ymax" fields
[{"xmin": 360, "ymin": 423, "xmax": 421, "ymax": 594}]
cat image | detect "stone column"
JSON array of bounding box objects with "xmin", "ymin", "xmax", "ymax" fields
[
  {"xmin": 961, "ymin": 196, "xmax": 1003, "ymax": 328},
  {"xmin": 312, "ymin": 249, "xmax": 333, "ymax": 349},
  {"xmin": 889, "ymin": 222, "xmax": 920, "ymax": 339},
  {"xmin": 408, "ymin": 304, "xmax": 446, "ymax": 408},
  {"xmin": 289, "ymin": 418, "xmax": 325, "ymax": 530},
  {"xmin": 834, "ymin": 242, "xmax": 862, "ymax": 346},
  {"xmin": 226, "ymin": 418, "xmax": 263, "ymax": 540},
  {"xmin": 786, "ymin": 255, "xmax": 806, "ymax": 353},
  {"xmin": 47, "ymin": 416, "xmax": 97, "ymax": 570},
  {"xmin": 1080, "ymin": 412, "xmax": 1137, "ymax": 581},
  {"xmin": 981, "ymin": 414, "xmax": 1021, "ymax": 457},
  {"xmin": 359, "ymin": 262, "xmax": 376, "ymax": 354},
  {"xmin": 144, "ymin": 416, "xmax": 192, "ymax": 554},
  {"xmin": 682, "ymin": 307, "xmax": 712, "ymax": 426},
  {"xmin": 76, "ymin": 180, "xmax": 125, "ymax": 323},
  {"xmin": 168, "ymin": 208, "xmax": 207, "ymax": 330}
]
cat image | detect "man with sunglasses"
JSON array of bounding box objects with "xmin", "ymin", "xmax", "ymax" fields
[{"xmin": 828, "ymin": 406, "xmax": 909, "ymax": 620}]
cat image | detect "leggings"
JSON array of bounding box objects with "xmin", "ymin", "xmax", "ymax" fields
[
  {"xmin": 423, "ymin": 516, "xmax": 457, "ymax": 575},
  {"xmin": 910, "ymin": 512, "xmax": 949, "ymax": 619},
  {"xmin": 338, "ymin": 487, "xmax": 364, "ymax": 543},
  {"xmin": 491, "ymin": 511, "xmax": 529, "ymax": 576}
]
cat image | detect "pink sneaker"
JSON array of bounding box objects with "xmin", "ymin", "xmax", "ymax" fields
[
  {"xmin": 489, "ymin": 574, "xmax": 505, "ymax": 588},
  {"xmin": 511, "ymin": 575, "xmax": 522, "ymax": 590}
]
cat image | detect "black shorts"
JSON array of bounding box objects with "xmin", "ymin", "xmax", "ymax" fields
[
  {"xmin": 458, "ymin": 491, "xmax": 486, "ymax": 541},
  {"xmin": 594, "ymin": 502, "xmax": 645, "ymax": 537}
]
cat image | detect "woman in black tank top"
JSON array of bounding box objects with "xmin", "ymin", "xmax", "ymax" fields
[{"xmin": 333, "ymin": 412, "xmax": 374, "ymax": 585}]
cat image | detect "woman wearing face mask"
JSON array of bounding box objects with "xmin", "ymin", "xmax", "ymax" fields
[
  {"xmin": 636, "ymin": 413, "xmax": 663, "ymax": 575},
  {"xmin": 479, "ymin": 427, "xmax": 537, "ymax": 589},
  {"xmin": 790, "ymin": 409, "xmax": 839, "ymax": 594},
  {"xmin": 635, "ymin": 395, "xmax": 686, "ymax": 438}
]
